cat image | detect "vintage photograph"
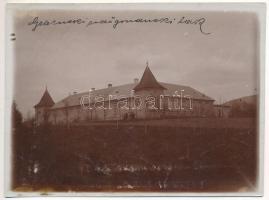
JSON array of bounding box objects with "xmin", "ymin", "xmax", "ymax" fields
[{"xmin": 6, "ymin": 3, "xmax": 265, "ymax": 196}]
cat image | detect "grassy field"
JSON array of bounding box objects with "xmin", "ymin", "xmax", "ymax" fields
[{"xmin": 12, "ymin": 118, "xmax": 258, "ymax": 193}]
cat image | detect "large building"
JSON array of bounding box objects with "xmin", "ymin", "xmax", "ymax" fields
[{"xmin": 34, "ymin": 65, "xmax": 216, "ymax": 126}]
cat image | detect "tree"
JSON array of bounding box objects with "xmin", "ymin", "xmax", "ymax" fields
[{"xmin": 12, "ymin": 101, "xmax": 22, "ymax": 128}]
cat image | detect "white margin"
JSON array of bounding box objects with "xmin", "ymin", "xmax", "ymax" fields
[{"xmin": 0, "ymin": 1, "xmax": 268, "ymax": 200}]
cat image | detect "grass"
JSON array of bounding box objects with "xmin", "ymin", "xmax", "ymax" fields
[{"xmin": 12, "ymin": 117, "xmax": 258, "ymax": 193}]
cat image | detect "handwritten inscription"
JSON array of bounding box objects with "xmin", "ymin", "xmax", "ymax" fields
[{"xmin": 28, "ymin": 16, "xmax": 211, "ymax": 35}]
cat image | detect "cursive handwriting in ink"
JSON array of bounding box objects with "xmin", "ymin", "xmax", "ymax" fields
[
  {"xmin": 27, "ymin": 16, "xmax": 211, "ymax": 35},
  {"xmin": 110, "ymin": 17, "xmax": 174, "ymax": 29},
  {"xmin": 28, "ymin": 17, "xmax": 86, "ymax": 31},
  {"xmin": 177, "ymin": 16, "xmax": 210, "ymax": 35},
  {"xmin": 86, "ymin": 17, "xmax": 174, "ymax": 29}
]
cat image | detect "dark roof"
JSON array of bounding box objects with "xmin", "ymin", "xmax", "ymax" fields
[
  {"xmin": 133, "ymin": 66, "xmax": 166, "ymax": 91},
  {"xmin": 34, "ymin": 88, "xmax": 55, "ymax": 108},
  {"xmin": 223, "ymin": 95, "xmax": 257, "ymax": 106},
  {"xmin": 51, "ymin": 82, "xmax": 214, "ymax": 110}
]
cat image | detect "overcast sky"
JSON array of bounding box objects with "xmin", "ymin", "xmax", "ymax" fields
[{"xmin": 11, "ymin": 6, "xmax": 259, "ymax": 117}]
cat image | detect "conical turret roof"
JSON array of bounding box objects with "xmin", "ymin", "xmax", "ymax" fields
[
  {"xmin": 34, "ymin": 87, "xmax": 55, "ymax": 108},
  {"xmin": 133, "ymin": 66, "xmax": 166, "ymax": 91}
]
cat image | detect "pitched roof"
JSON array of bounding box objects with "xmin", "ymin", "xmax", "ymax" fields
[
  {"xmin": 34, "ymin": 88, "xmax": 55, "ymax": 108},
  {"xmin": 133, "ymin": 66, "xmax": 166, "ymax": 91},
  {"xmin": 51, "ymin": 82, "xmax": 214, "ymax": 110},
  {"xmin": 223, "ymin": 95, "xmax": 257, "ymax": 106}
]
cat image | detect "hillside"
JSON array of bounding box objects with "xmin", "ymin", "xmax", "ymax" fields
[{"xmin": 12, "ymin": 118, "xmax": 257, "ymax": 192}]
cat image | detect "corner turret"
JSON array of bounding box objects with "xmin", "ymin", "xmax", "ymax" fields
[{"xmin": 34, "ymin": 87, "xmax": 54, "ymax": 126}]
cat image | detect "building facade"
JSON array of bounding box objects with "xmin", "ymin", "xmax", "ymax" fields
[{"xmin": 34, "ymin": 66, "xmax": 217, "ymax": 126}]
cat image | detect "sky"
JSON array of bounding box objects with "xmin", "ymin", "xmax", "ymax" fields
[{"xmin": 10, "ymin": 5, "xmax": 259, "ymax": 118}]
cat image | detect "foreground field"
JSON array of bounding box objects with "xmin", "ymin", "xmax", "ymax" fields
[{"xmin": 12, "ymin": 118, "xmax": 258, "ymax": 193}]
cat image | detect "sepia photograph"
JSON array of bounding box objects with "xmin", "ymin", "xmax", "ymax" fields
[{"xmin": 4, "ymin": 3, "xmax": 265, "ymax": 197}]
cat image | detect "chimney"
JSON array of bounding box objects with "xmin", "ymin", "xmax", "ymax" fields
[
  {"xmin": 91, "ymin": 87, "xmax": 95, "ymax": 91},
  {"xmin": 108, "ymin": 83, "xmax": 112, "ymax": 88},
  {"xmin": 134, "ymin": 78, "xmax": 139, "ymax": 83}
]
